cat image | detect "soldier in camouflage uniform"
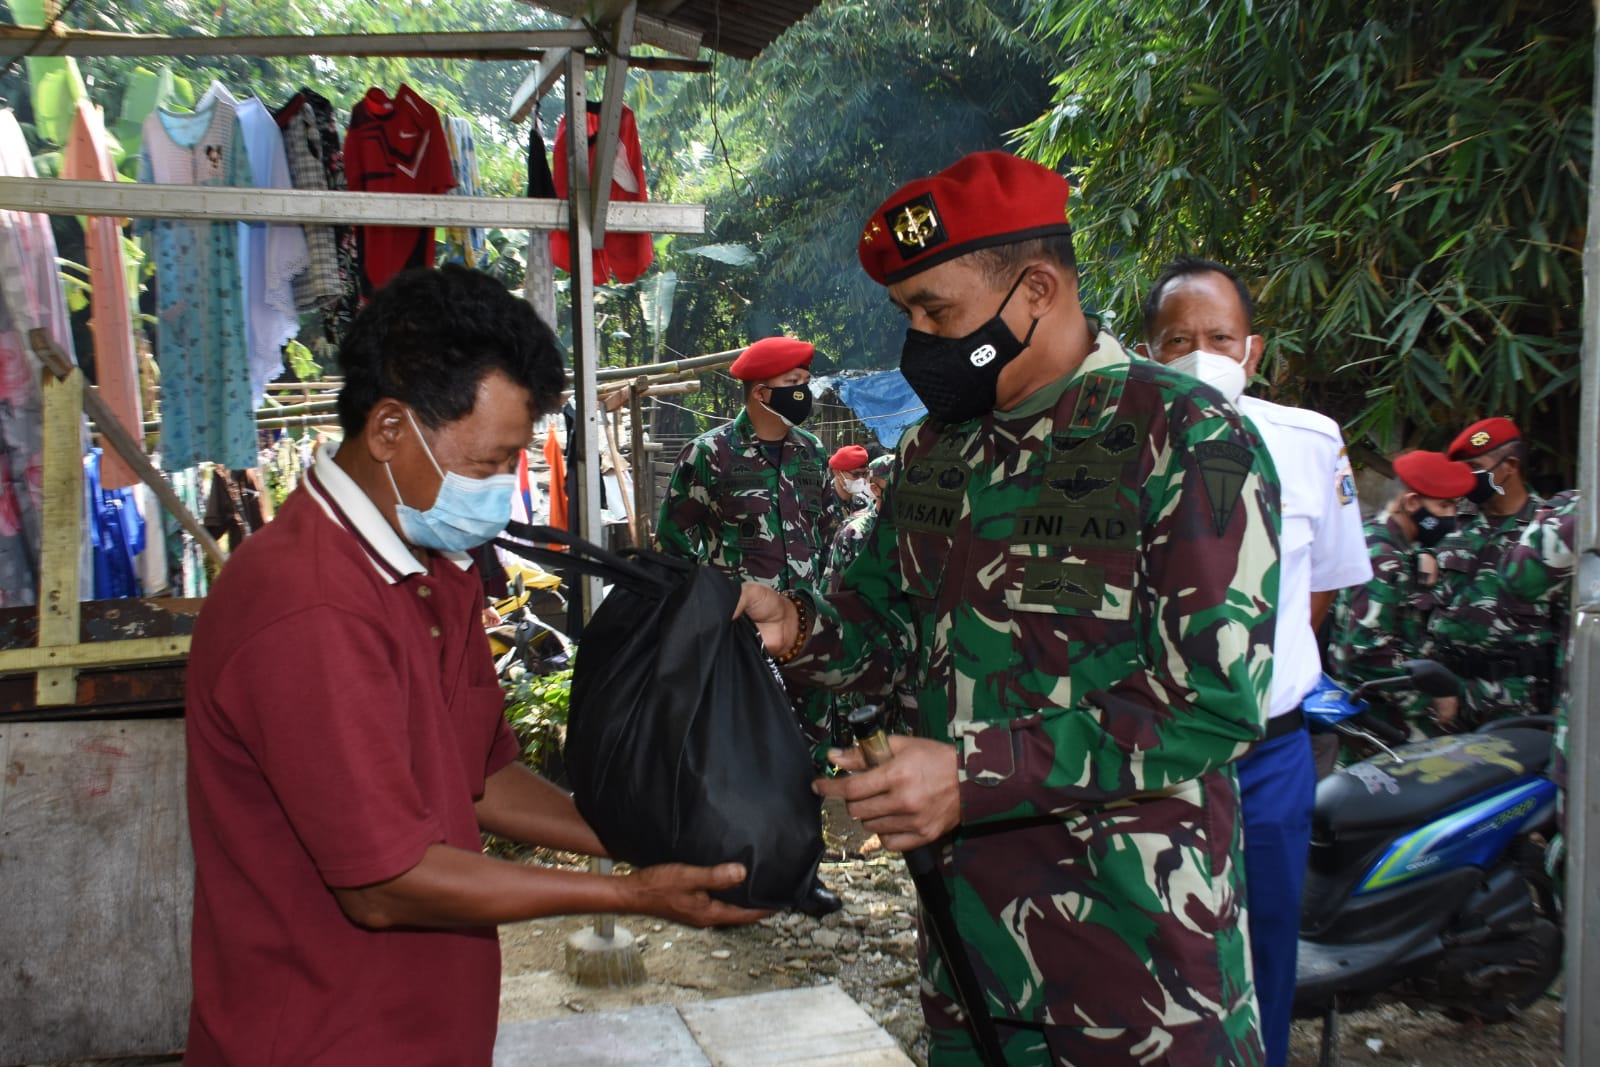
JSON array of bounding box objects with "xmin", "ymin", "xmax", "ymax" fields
[
  {"xmin": 824, "ymin": 445, "xmax": 888, "ymax": 595},
  {"xmin": 1328, "ymin": 451, "xmax": 1475, "ymax": 729},
  {"xmin": 738, "ymin": 152, "xmax": 1279, "ymax": 1065},
  {"xmin": 656, "ymin": 335, "xmax": 840, "ymax": 751},
  {"xmin": 1501, "ymin": 489, "xmax": 1579, "ymax": 791},
  {"xmin": 1427, "ymin": 418, "xmax": 1552, "ymax": 728}
]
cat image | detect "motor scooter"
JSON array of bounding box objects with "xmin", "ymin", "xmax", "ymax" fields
[{"xmin": 1295, "ymin": 661, "xmax": 1562, "ymax": 1066}]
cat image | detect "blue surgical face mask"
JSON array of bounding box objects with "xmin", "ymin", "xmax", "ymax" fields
[{"xmin": 387, "ymin": 408, "xmax": 516, "ymax": 552}]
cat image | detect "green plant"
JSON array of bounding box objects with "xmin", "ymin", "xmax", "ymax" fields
[{"xmin": 502, "ymin": 661, "xmax": 573, "ymax": 779}]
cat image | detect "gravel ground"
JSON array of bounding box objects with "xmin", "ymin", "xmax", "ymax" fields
[{"xmin": 496, "ymin": 800, "xmax": 1565, "ymax": 1066}]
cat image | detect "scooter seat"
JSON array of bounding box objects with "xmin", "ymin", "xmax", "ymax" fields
[{"xmin": 1313, "ymin": 728, "xmax": 1551, "ymax": 836}]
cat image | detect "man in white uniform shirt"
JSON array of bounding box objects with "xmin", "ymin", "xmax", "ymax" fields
[{"xmin": 1139, "ymin": 257, "xmax": 1372, "ymax": 1067}]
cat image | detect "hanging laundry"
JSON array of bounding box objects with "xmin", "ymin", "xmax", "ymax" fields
[
  {"xmin": 274, "ymin": 88, "xmax": 360, "ymax": 345},
  {"xmin": 524, "ymin": 124, "xmax": 557, "ymax": 330},
  {"xmin": 0, "ymin": 109, "xmax": 92, "ymax": 607},
  {"xmin": 443, "ymin": 116, "xmax": 487, "ymax": 268},
  {"xmin": 344, "ymin": 84, "xmax": 455, "ymax": 295},
  {"xmin": 202, "ymin": 466, "xmax": 270, "ymax": 552},
  {"xmin": 85, "ymin": 448, "xmax": 145, "ymax": 599},
  {"xmin": 164, "ymin": 465, "xmax": 211, "ymax": 598},
  {"xmin": 198, "ymin": 82, "xmax": 309, "ymax": 407},
  {"xmin": 551, "ymin": 102, "xmax": 653, "ymax": 285},
  {"xmin": 138, "ymin": 95, "xmax": 258, "ymax": 472},
  {"xmin": 63, "ymin": 99, "xmax": 143, "ymax": 491}
]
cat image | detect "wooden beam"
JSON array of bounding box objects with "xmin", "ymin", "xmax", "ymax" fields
[
  {"xmin": 0, "ymin": 177, "xmax": 705, "ymax": 233},
  {"xmin": 35, "ymin": 358, "xmax": 83, "ymax": 704},
  {"xmin": 0, "ymin": 24, "xmax": 593, "ymax": 59},
  {"xmin": 512, "ymin": 1, "xmax": 703, "ymax": 57},
  {"xmin": 589, "ymin": 5, "xmax": 636, "ymax": 238},
  {"xmin": 0, "ymin": 634, "xmax": 192, "ymax": 676}
]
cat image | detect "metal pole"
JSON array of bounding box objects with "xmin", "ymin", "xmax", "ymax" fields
[{"xmin": 1564, "ymin": 5, "xmax": 1600, "ymax": 1061}]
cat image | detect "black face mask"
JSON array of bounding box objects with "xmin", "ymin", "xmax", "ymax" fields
[
  {"xmin": 761, "ymin": 383, "xmax": 813, "ymax": 427},
  {"xmin": 1466, "ymin": 464, "xmax": 1504, "ymax": 505},
  {"xmin": 1410, "ymin": 505, "xmax": 1457, "ymax": 548},
  {"xmin": 900, "ymin": 271, "xmax": 1038, "ymax": 425}
]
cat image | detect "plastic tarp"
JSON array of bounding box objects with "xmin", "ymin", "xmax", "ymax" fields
[{"xmin": 832, "ymin": 370, "xmax": 927, "ymax": 449}]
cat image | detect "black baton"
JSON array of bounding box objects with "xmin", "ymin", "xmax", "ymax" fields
[{"xmin": 847, "ymin": 706, "xmax": 1008, "ymax": 1066}]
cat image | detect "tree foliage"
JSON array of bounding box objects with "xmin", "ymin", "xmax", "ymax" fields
[
  {"xmin": 641, "ymin": 0, "xmax": 1061, "ymax": 376},
  {"xmin": 1018, "ymin": 0, "xmax": 1592, "ymax": 484}
]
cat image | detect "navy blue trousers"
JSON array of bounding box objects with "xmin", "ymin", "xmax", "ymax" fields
[{"xmin": 1237, "ymin": 725, "xmax": 1315, "ymax": 1067}]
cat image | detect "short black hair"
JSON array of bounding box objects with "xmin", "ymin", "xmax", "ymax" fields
[
  {"xmin": 966, "ymin": 233, "xmax": 1078, "ymax": 287},
  {"xmin": 1141, "ymin": 256, "xmax": 1255, "ymax": 339},
  {"xmin": 336, "ymin": 265, "xmax": 567, "ymax": 437}
]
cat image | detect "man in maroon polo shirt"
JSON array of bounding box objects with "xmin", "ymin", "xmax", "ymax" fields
[{"xmin": 184, "ymin": 265, "xmax": 763, "ymax": 1067}]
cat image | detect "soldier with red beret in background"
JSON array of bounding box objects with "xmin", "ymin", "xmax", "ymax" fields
[
  {"xmin": 655, "ymin": 335, "xmax": 845, "ymax": 914},
  {"xmin": 737, "ymin": 151, "xmax": 1281, "ymax": 1064},
  {"xmin": 657, "ymin": 336, "xmax": 837, "ymax": 594},
  {"xmin": 1427, "ymin": 417, "xmax": 1557, "ymax": 728},
  {"xmin": 1328, "ymin": 449, "xmax": 1477, "ymax": 736}
]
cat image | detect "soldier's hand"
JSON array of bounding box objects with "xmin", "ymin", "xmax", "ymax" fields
[
  {"xmin": 1417, "ymin": 552, "xmax": 1439, "ymax": 587},
  {"xmin": 1431, "ymin": 695, "xmax": 1460, "ymax": 731},
  {"xmin": 733, "ymin": 582, "xmax": 797, "ymax": 657},
  {"xmin": 813, "ymin": 736, "xmax": 959, "ymax": 852},
  {"xmin": 624, "ymin": 862, "xmax": 771, "ymax": 928}
]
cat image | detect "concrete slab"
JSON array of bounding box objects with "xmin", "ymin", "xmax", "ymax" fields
[
  {"xmin": 494, "ymin": 1003, "xmax": 709, "ymax": 1067},
  {"xmin": 679, "ymin": 985, "xmax": 912, "ymax": 1067}
]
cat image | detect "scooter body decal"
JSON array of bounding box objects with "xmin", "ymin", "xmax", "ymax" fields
[{"xmin": 1356, "ymin": 776, "xmax": 1557, "ymax": 893}]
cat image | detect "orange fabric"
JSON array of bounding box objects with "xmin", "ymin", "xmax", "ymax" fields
[
  {"xmin": 543, "ymin": 423, "xmax": 568, "ymax": 548},
  {"xmin": 63, "ymin": 100, "xmax": 143, "ymax": 489}
]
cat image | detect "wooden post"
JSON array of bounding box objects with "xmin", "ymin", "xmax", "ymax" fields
[
  {"xmin": 629, "ymin": 376, "xmax": 650, "ymax": 546},
  {"xmin": 35, "ymin": 360, "xmax": 83, "ymax": 705}
]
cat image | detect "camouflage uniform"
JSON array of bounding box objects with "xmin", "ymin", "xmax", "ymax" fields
[
  {"xmin": 788, "ymin": 331, "xmax": 1278, "ymax": 1065},
  {"xmin": 656, "ymin": 408, "xmax": 838, "ymax": 592},
  {"xmin": 657, "ymin": 409, "xmax": 839, "ymax": 748},
  {"xmin": 1327, "ymin": 514, "xmax": 1438, "ymax": 721},
  {"xmin": 1427, "ymin": 495, "xmax": 1551, "ymax": 722},
  {"xmin": 1500, "ymin": 489, "xmax": 1578, "ymax": 789},
  {"xmin": 825, "ymin": 496, "xmax": 879, "ymax": 596}
]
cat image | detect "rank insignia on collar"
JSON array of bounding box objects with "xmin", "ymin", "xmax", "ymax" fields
[
  {"xmin": 886, "ymin": 194, "xmax": 946, "ymax": 257},
  {"xmin": 1073, "ymin": 379, "xmax": 1107, "ymax": 428},
  {"xmin": 1470, "ymin": 430, "xmax": 1491, "ymax": 448}
]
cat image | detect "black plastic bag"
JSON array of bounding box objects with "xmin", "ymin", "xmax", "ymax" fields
[{"xmin": 495, "ymin": 522, "xmax": 823, "ymax": 911}]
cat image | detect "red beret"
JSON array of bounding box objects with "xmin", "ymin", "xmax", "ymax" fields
[
  {"xmin": 1446, "ymin": 417, "xmax": 1520, "ymax": 460},
  {"xmin": 1393, "ymin": 450, "xmax": 1476, "ymax": 499},
  {"xmin": 857, "ymin": 151, "xmax": 1072, "ymax": 286},
  {"xmin": 828, "ymin": 445, "xmax": 870, "ymax": 472},
  {"xmin": 729, "ymin": 336, "xmax": 814, "ymax": 381}
]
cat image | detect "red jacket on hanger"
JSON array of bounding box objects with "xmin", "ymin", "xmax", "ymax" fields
[
  {"xmin": 344, "ymin": 85, "xmax": 455, "ymax": 294},
  {"xmin": 551, "ymin": 103, "xmax": 653, "ymax": 285}
]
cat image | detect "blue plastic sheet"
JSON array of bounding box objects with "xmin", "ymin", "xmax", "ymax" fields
[{"xmin": 834, "ymin": 370, "xmax": 927, "ymax": 449}]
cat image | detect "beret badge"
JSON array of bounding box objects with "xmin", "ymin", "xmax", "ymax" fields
[
  {"xmin": 887, "ymin": 193, "xmax": 947, "ymax": 258},
  {"xmin": 1469, "ymin": 431, "xmax": 1491, "ymax": 448}
]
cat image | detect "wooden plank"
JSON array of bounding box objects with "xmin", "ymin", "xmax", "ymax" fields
[
  {"xmin": 588, "ymin": 6, "xmax": 636, "ymax": 237},
  {"xmin": 0, "ymin": 634, "xmax": 192, "ymax": 677},
  {"xmin": 0, "ymin": 719, "xmax": 191, "ymax": 1063},
  {"xmin": 0, "ymin": 177, "xmax": 705, "ymax": 233},
  {"xmin": 0, "ymin": 24, "xmax": 594, "ymax": 59},
  {"xmin": 35, "ymin": 365, "xmax": 83, "ymax": 705}
]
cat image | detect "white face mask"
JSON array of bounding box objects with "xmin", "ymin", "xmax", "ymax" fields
[
  {"xmin": 1168, "ymin": 349, "xmax": 1247, "ymax": 403},
  {"xmin": 843, "ymin": 477, "xmax": 870, "ymax": 499}
]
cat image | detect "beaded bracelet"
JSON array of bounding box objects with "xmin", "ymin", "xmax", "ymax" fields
[{"xmin": 775, "ymin": 591, "xmax": 812, "ymax": 665}]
